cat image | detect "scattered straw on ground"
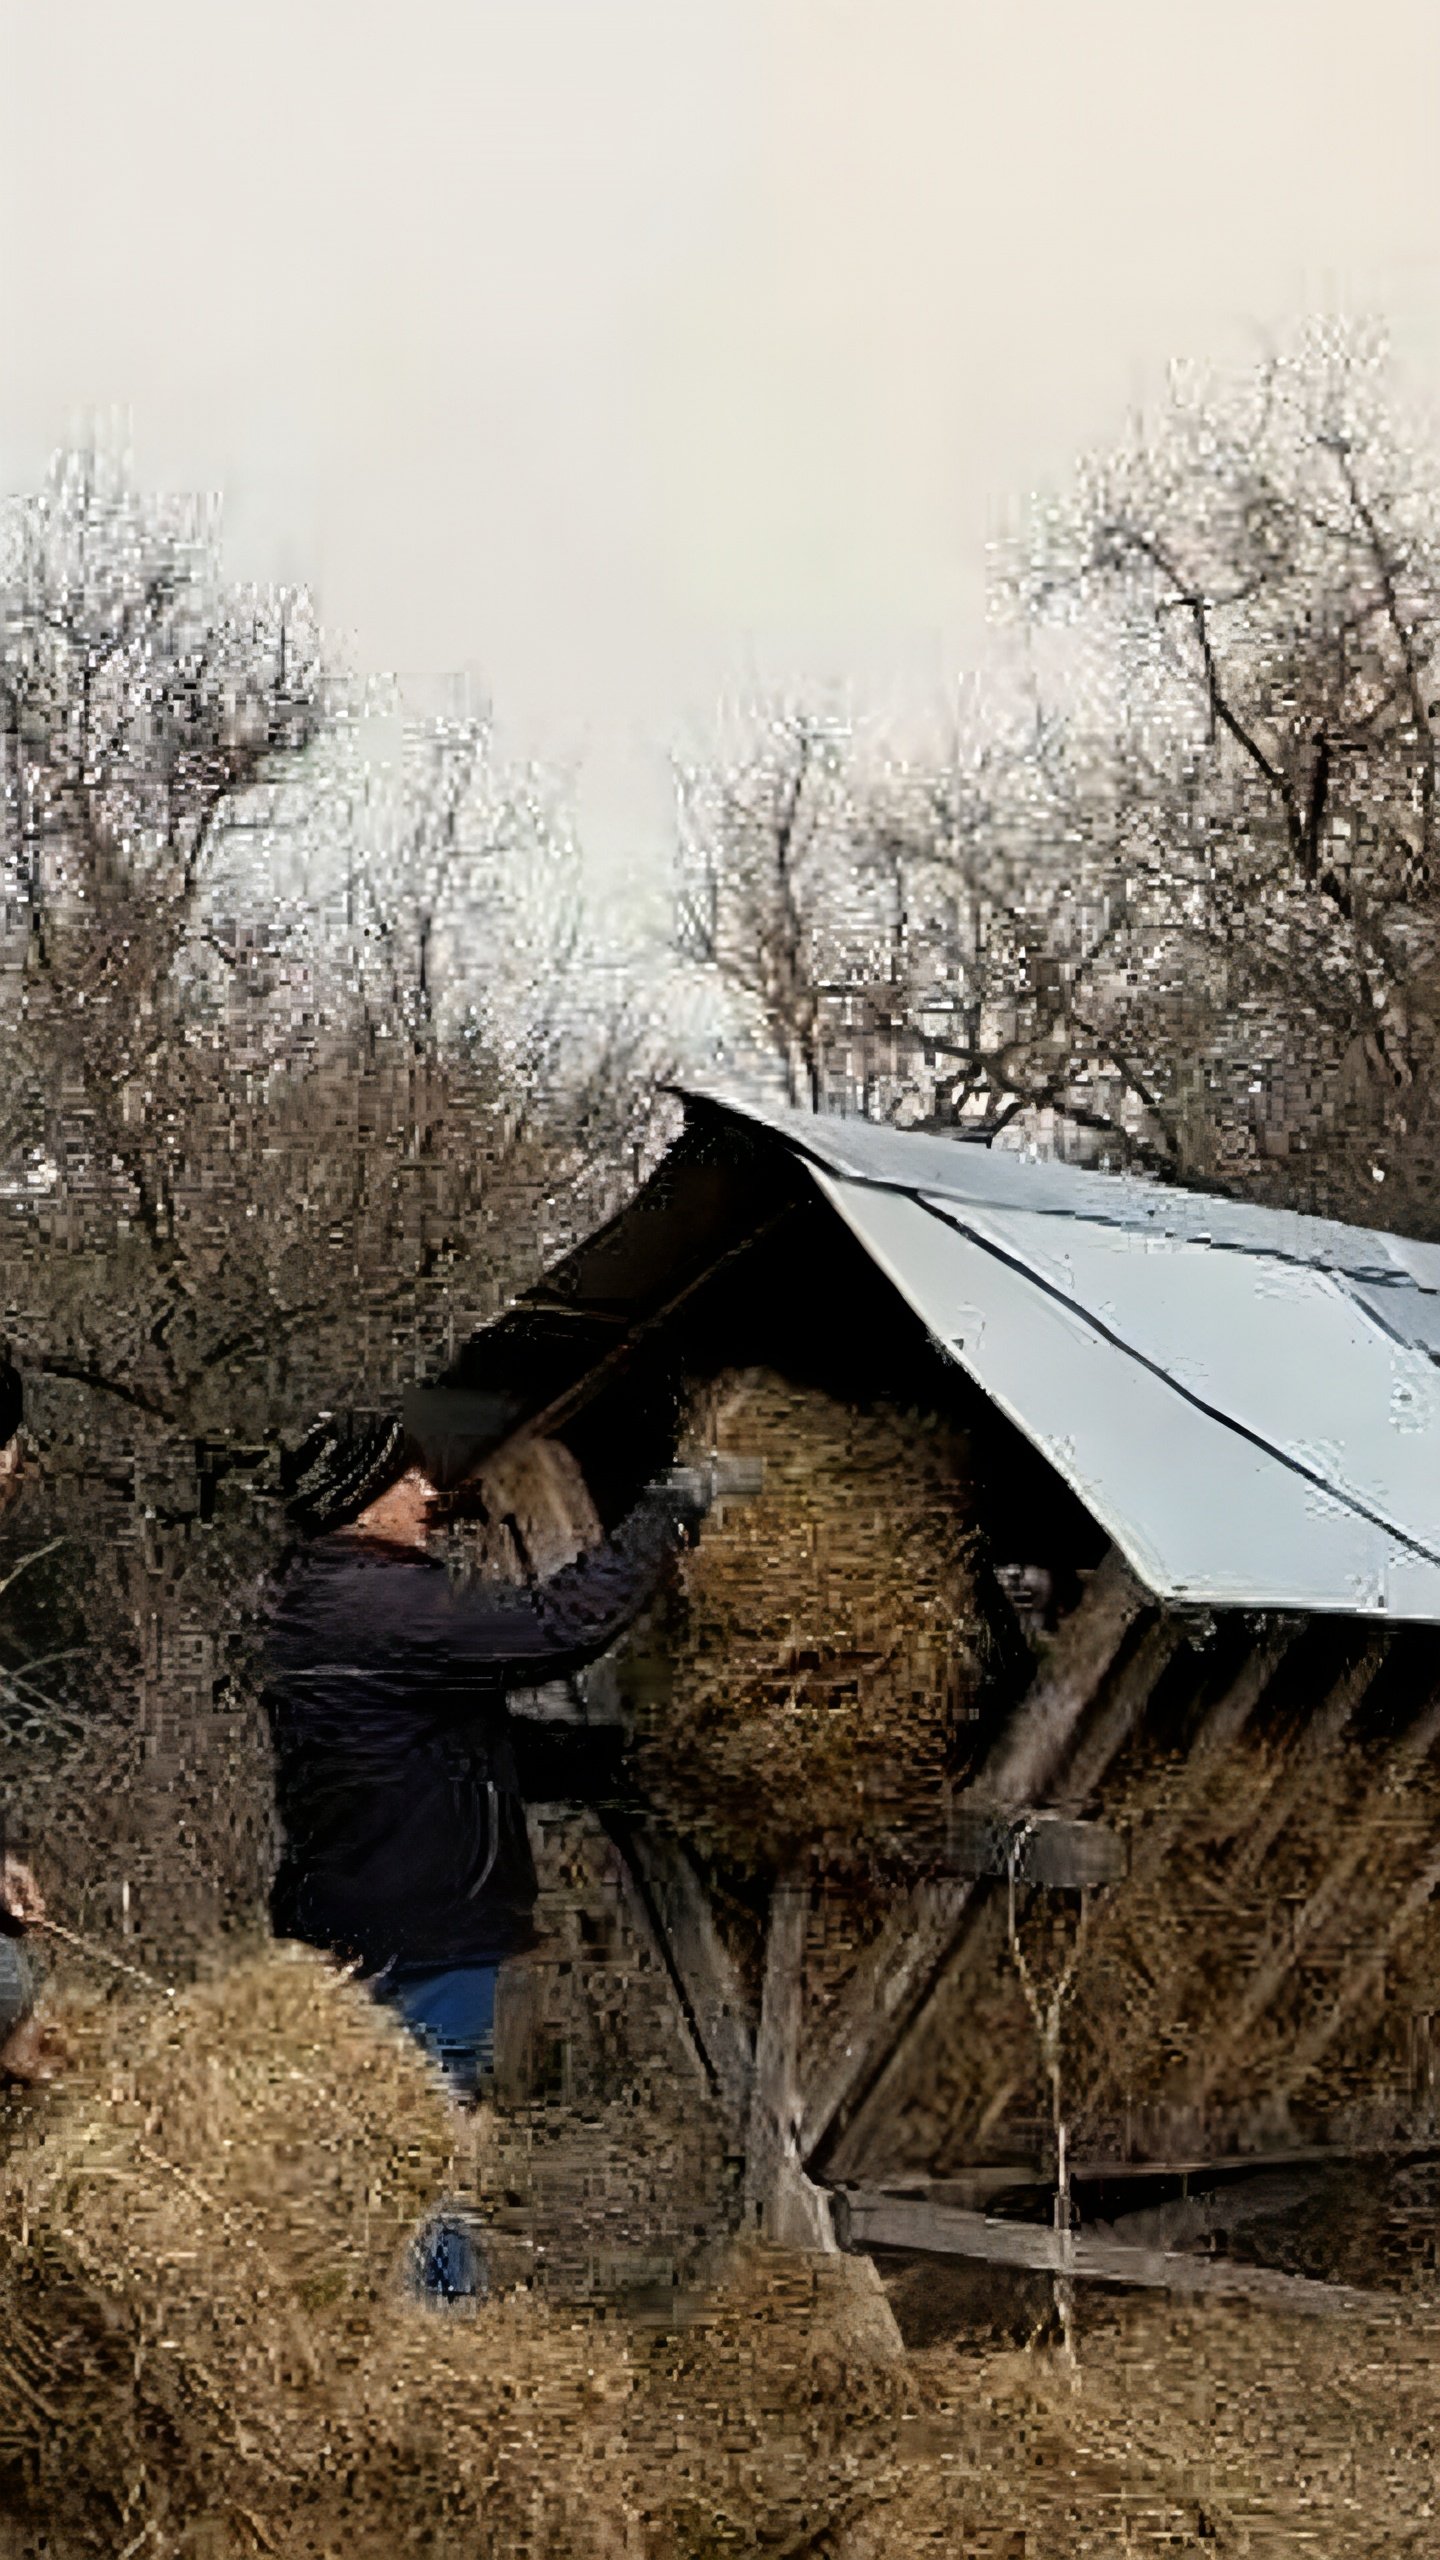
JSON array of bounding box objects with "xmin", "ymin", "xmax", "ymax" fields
[{"xmin": 5, "ymin": 1948, "xmax": 1440, "ymax": 2554}]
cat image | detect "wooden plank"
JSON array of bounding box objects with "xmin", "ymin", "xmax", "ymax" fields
[
  {"xmin": 744, "ymin": 1875, "xmax": 837, "ymax": 2247},
  {"xmin": 601, "ymin": 1810, "xmax": 755, "ymax": 2138},
  {"xmin": 945, "ymin": 1808, "xmax": 1127, "ymax": 1891},
  {"xmin": 1181, "ymin": 1674, "xmax": 1440, "ymax": 2120},
  {"xmin": 866, "ymin": 2138, "xmax": 1440, "ymax": 2210},
  {"xmin": 975, "ymin": 1549, "xmax": 1154, "ymax": 1808},
  {"xmin": 833, "ymin": 2191, "xmax": 1398, "ymax": 2320},
  {"xmin": 1046, "ymin": 1617, "xmax": 1187, "ymax": 1810},
  {"xmin": 1096, "ymin": 2170, "xmax": 1324, "ymax": 2253},
  {"xmin": 797, "ymin": 1549, "xmax": 1149, "ymax": 2170}
]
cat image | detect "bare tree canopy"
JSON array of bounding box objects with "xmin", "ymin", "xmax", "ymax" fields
[
  {"xmin": 0, "ymin": 454, "xmax": 658, "ymax": 1923},
  {"xmin": 1020, "ymin": 331, "xmax": 1440, "ymax": 1225},
  {"xmin": 680, "ymin": 339, "xmax": 1440, "ymax": 1234}
]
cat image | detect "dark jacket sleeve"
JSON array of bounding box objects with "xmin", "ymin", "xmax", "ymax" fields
[{"xmin": 275, "ymin": 1481, "xmax": 702, "ymax": 1698}]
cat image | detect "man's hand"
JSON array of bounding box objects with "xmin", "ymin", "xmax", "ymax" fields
[
  {"xmin": 0, "ymin": 1856, "xmax": 44, "ymax": 1930},
  {"xmin": 660, "ymin": 1455, "xmax": 766, "ymax": 1518}
]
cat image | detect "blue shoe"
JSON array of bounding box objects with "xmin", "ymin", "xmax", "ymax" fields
[{"xmin": 411, "ymin": 2211, "xmax": 490, "ymax": 2307}]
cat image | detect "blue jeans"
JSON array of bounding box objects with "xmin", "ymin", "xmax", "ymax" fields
[
  {"xmin": 0, "ymin": 1936, "xmax": 36, "ymax": 2041},
  {"xmin": 374, "ymin": 1960, "xmax": 500, "ymax": 2100}
]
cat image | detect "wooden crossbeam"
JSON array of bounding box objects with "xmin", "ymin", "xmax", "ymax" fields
[
  {"xmin": 797, "ymin": 1549, "xmax": 1150, "ymax": 2172},
  {"xmin": 833, "ymin": 2189, "xmax": 1398, "ymax": 2321},
  {"xmin": 945, "ymin": 1808, "xmax": 1127, "ymax": 1891}
]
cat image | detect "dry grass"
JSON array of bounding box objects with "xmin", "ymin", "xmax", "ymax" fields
[
  {"xmin": 628, "ymin": 1370, "xmax": 984, "ymax": 1876},
  {"xmin": 873, "ymin": 1715, "xmax": 1440, "ymax": 2178},
  {"xmin": 4, "ymin": 1948, "xmax": 1440, "ymax": 2554}
]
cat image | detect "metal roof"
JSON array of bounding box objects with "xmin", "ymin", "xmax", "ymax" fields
[{"xmin": 681, "ymin": 1088, "xmax": 1440, "ymax": 1621}]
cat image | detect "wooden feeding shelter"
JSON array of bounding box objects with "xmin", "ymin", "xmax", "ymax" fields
[{"xmin": 430, "ymin": 1085, "xmax": 1440, "ymax": 2319}]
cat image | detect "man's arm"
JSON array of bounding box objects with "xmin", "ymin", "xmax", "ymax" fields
[
  {"xmin": 0, "ymin": 1853, "xmax": 44, "ymax": 1936},
  {"xmin": 413, "ymin": 1474, "xmax": 710, "ymax": 1685},
  {"xmin": 275, "ymin": 1473, "xmax": 714, "ymax": 1693}
]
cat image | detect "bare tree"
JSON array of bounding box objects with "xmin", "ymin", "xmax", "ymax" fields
[
  {"xmin": 676, "ymin": 707, "xmax": 1169, "ymax": 1165},
  {"xmin": 0, "ymin": 453, "xmax": 659, "ymax": 1963},
  {"xmin": 1019, "ymin": 333, "xmax": 1440, "ymax": 1226},
  {"xmin": 682, "ymin": 343, "xmax": 1440, "ymax": 1227}
]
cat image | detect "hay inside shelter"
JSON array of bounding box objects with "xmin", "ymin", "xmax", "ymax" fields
[
  {"xmin": 870, "ymin": 1697, "xmax": 1440, "ymax": 2187},
  {"xmin": 624, "ymin": 1368, "xmax": 989, "ymax": 1875}
]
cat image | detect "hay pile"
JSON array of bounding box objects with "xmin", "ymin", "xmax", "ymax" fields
[
  {"xmin": 627, "ymin": 1370, "xmax": 986, "ymax": 1874},
  {"xmin": 0, "ymin": 1948, "xmax": 639, "ymax": 2559},
  {"xmin": 5, "ymin": 1951, "xmax": 1440, "ymax": 2554}
]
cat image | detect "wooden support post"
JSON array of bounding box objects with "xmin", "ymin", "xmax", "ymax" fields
[
  {"xmin": 601, "ymin": 1810, "xmax": 755, "ymax": 2143},
  {"xmin": 744, "ymin": 1873, "xmax": 837, "ymax": 2250},
  {"xmin": 799, "ymin": 1550, "xmax": 1151, "ymax": 2178},
  {"xmin": 833, "ymin": 2190, "xmax": 1396, "ymax": 2321}
]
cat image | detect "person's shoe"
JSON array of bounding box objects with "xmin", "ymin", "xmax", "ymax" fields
[
  {"xmin": 0, "ymin": 2013, "xmax": 67, "ymax": 2087},
  {"xmin": 409, "ymin": 2209, "xmax": 491, "ymax": 2308}
]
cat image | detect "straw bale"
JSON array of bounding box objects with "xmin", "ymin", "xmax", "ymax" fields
[
  {"xmin": 0, "ymin": 1947, "xmax": 639, "ymax": 2558},
  {"xmin": 629, "ymin": 1370, "xmax": 986, "ymax": 1875}
]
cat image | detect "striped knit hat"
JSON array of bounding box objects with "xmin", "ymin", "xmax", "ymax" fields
[{"xmin": 281, "ymin": 1411, "xmax": 411, "ymax": 1536}]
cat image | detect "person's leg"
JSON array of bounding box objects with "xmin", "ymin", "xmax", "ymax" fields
[
  {"xmin": 376, "ymin": 1961, "xmax": 502, "ymax": 2102},
  {"xmin": 0, "ymin": 1939, "xmax": 52, "ymax": 2085}
]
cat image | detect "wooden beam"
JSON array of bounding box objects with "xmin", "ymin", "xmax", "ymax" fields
[
  {"xmin": 945, "ymin": 1808, "xmax": 1127, "ymax": 1891},
  {"xmin": 976, "ymin": 1549, "xmax": 1155, "ymax": 1808},
  {"xmin": 797, "ymin": 1551, "xmax": 1148, "ymax": 2171},
  {"xmin": 1095, "ymin": 2169, "xmax": 1324, "ymax": 2253},
  {"xmin": 744, "ymin": 1875, "xmax": 837, "ymax": 2248},
  {"xmin": 1047, "ymin": 1616, "xmax": 1186, "ymax": 1809},
  {"xmin": 832, "ymin": 2191, "xmax": 1397, "ymax": 2320},
  {"xmin": 867, "ymin": 2137, "xmax": 1440, "ymax": 2209},
  {"xmin": 601, "ymin": 1810, "xmax": 755, "ymax": 2140}
]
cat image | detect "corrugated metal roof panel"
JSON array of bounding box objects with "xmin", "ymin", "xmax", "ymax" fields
[
  {"xmin": 691, "ymin": 1088, "xmax": 1439, "ymax": 1285},
  {"xmin": 681, "ymin": 1090, "xmax": 1440, "ymax": 1620},
  {"xmin": 816, "ymin": 1173, "xmax": 1440, "ymax": 1619}
]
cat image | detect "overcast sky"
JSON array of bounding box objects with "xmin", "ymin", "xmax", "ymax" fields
[{"xmin": 4, "ymin": 0, "xmax": 1440, "ymax": 939}]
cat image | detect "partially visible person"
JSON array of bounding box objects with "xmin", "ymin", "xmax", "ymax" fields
[
  {"xmin": 265, "ymin": 1412, "xmax": 716, "ymax": 2103},
  {"xmin": 0, "ymin": 1343, "xmax": 21, "ymax": 1515},
  {"xmin": 0, "ymin": 1838, "xmax": 57, "ymax": 2086},
  {"xmin": 0, "ymin": 1352, "xmax": 53, "ymax": 2086}
]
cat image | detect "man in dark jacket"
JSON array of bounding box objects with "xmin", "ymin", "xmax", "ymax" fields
[{"xmin": 265, "ymin": 1413, "xmax": 711, "ymax": 2100}]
